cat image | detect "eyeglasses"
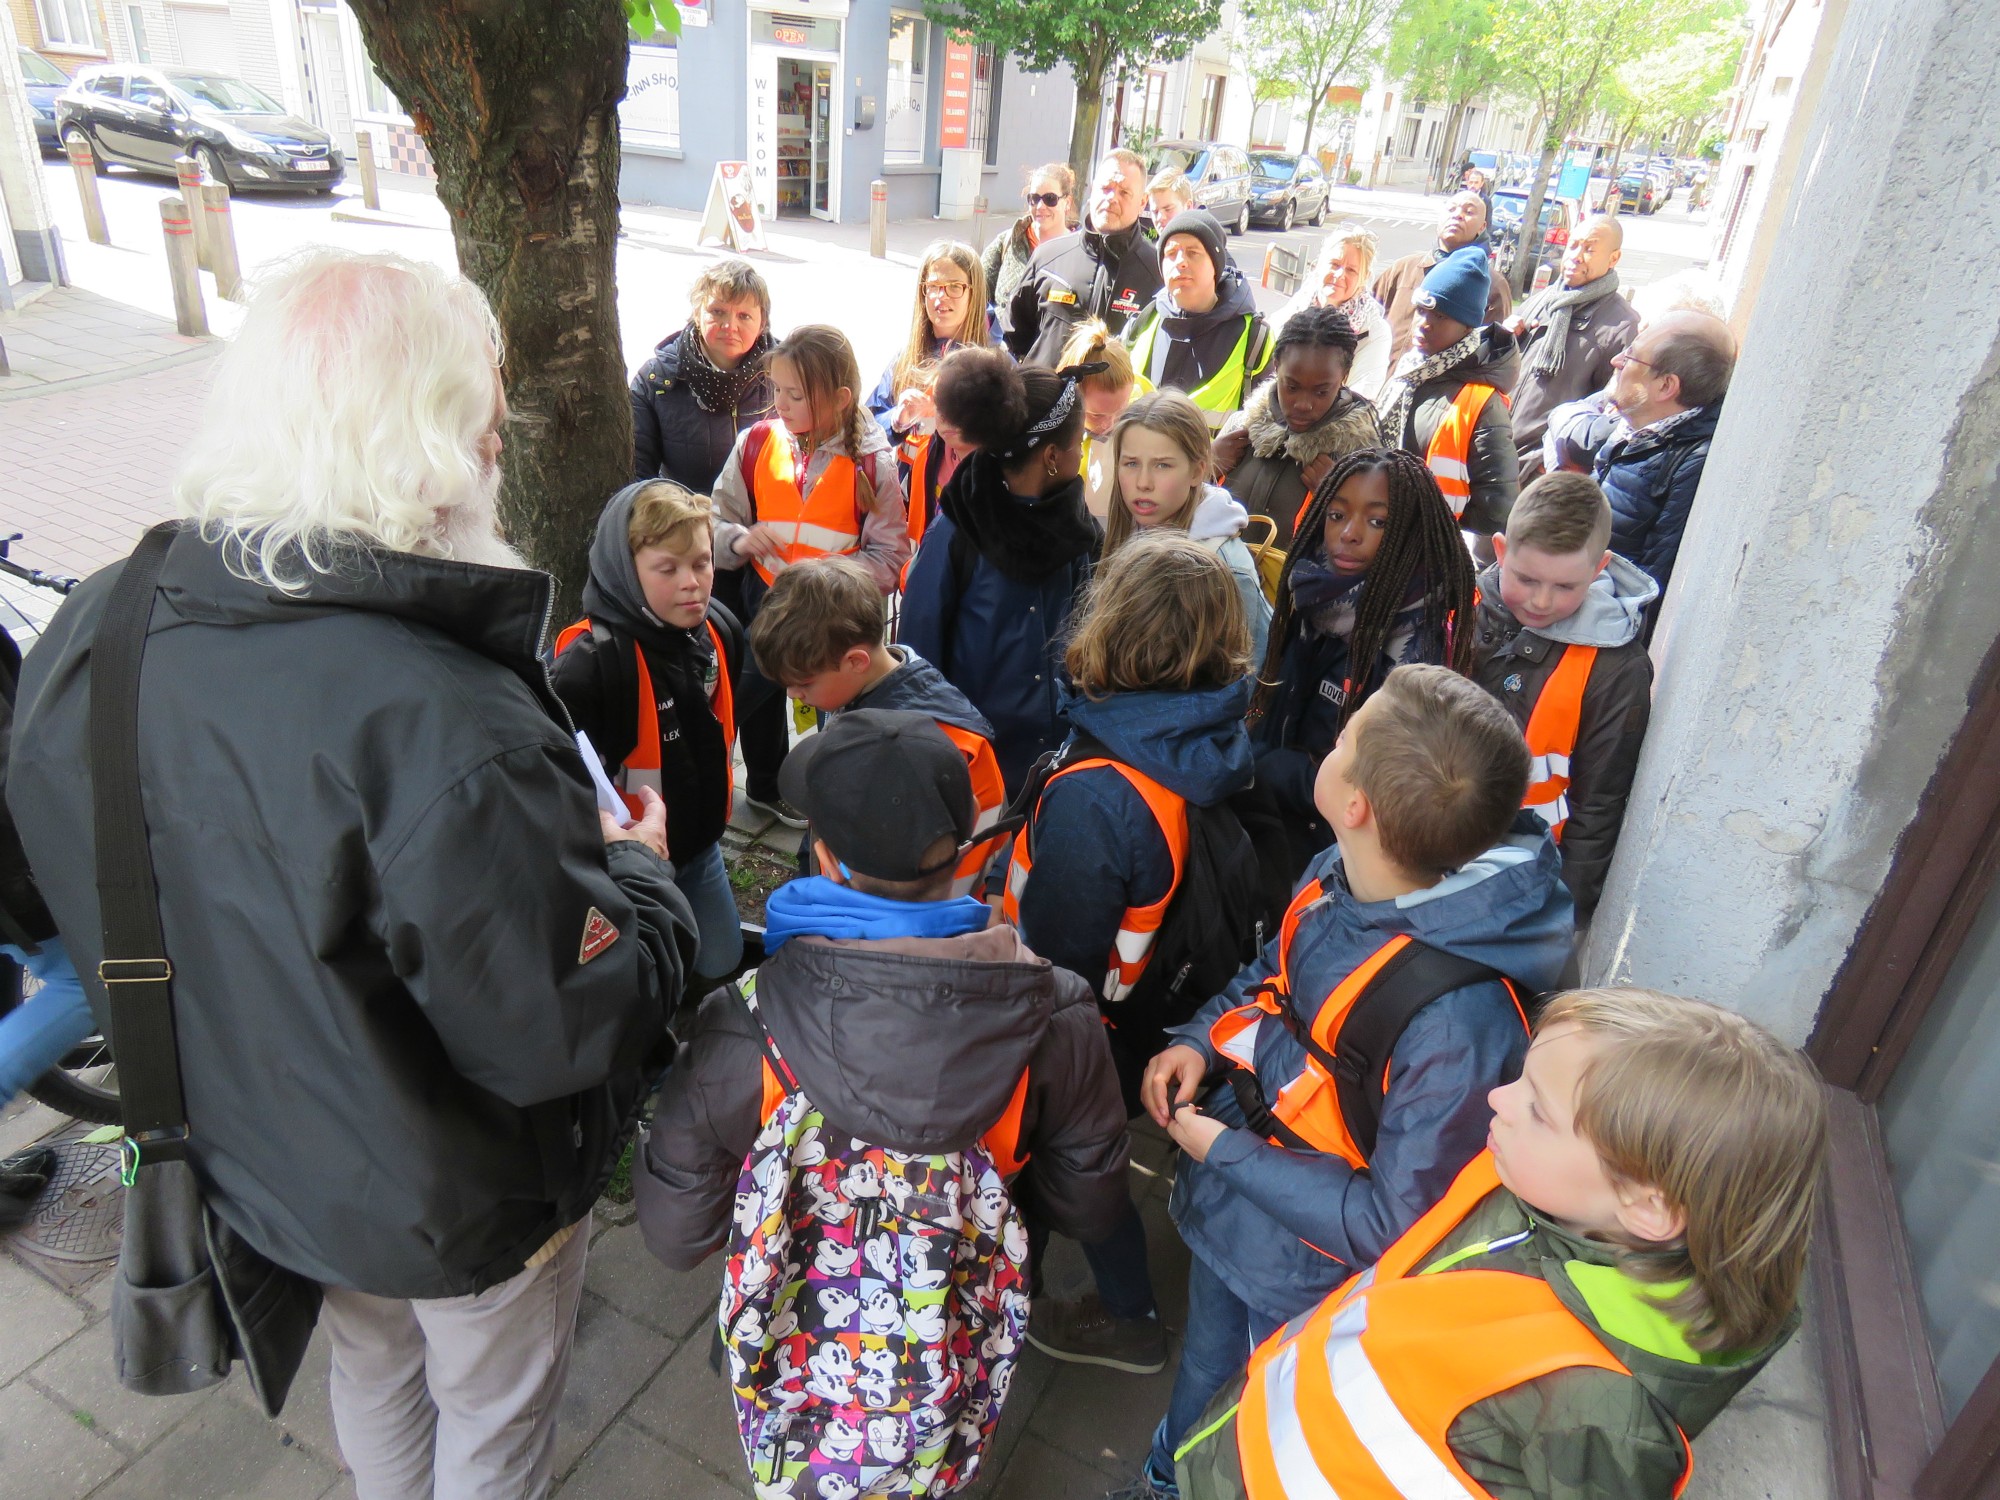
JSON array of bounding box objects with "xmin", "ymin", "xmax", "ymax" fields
[
  {"xmin": 1610, "ymin": 350, "xmax": 1658, "ymax": 372},
  {"xmin": 1024, "ymin": 192, "xmax": 1063, "ymax": 208},
  {"xmin": 924, "ymin": 279, "xmax": 971, "ymax": 298}
]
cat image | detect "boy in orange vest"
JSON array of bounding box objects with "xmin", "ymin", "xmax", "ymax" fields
[
  {"xmin": 1173, "ymin": 988, "xmax": 1828, "ymax": 1500},
  {"xmin": 1127, "ymin": 665, "xmax": 1572, "ymax": 1499},
  {"xmin": 1471, "ymin": 472, "xmax": 1659, "ymax": 923},
  {"xmin": 553, "ymin": 480, "xmax": 745, "ymax": 982},
  {"xmin": 749, "ymin": 556, "xmax": 1010, "ymax": 900}
]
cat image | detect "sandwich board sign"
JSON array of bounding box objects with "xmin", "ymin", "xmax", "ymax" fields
[{"xmin": 699, "ymin": 161, "xmax": 768, "ymax": 253}]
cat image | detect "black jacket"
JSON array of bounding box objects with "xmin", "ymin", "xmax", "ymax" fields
[
  {"xmin": 8, "ymin": 530, "xmax": 697, "ymax": 1298},
  {"xmin": 635, "ymin": 924, "xmax": 1131, "ymax": 1270},
  {"xmin": 1594, "ymin": 403, "xmax": 1721, "ymax": 594},
  {"xmin": 553, "ymin": 484, "xmax": 743, "ymax": 864},
  {"xmin": 1127, "ymin": 268, "xmax": 1272, "ymax": 407},
  {"xmin": 1004, "ymin": 220, "xmax": 1162, "ymax": 368},
  {"xmin": 630, "ymin": 329, "xmax": 774, "ymax": 492},
  {"xmin": 1395, "ymin": 325, "xmax": 1523, "ymax": 538},
  {"xmin": 0, "ymin": 631, "xmax": 56, "ymax": 950}
]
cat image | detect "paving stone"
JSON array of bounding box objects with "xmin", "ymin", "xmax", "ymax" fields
[
  {"xmin": 585, "ymin": 1223, "xmax": 723, "ymax": 1341},
  {"xmin": 0, "ymin": 1250, "xmax": 90, "ymax": 1383},
  {"xmin": 1030, "ymin": 1348, "xmax": 1180, "ymax": 1478},
  {"xmin": 551, "ymin": 1292, "xmax": 677, "ymax": 1479},
  {"xmin": 90, "ymin": 1395, "xmax": 338, "ymax": 1500},
  {"xmin": 978, "ymin": 1432, "xmax": 1128, "ymax": 1499},
  {"xmin": 0, "ymin": 1379, "xmax": 127, "ymax": 1500},
  {"xmin": 220, "ymin": 1327, "xmax": 344, "ymax": 1470},
  {"xmin": 25, "ymin": 1316, "xmax": 221, "ymax": 1453},
  {"xmin": 622, "ymin": 1330, "xmax": 752, "ymax": 1492},
  {"xmin": 558, "ymin": 1417, "xmax": 743, "ymax": 1499},
  {"xmin": 959, "ymin": 1343, "xmax": 1059, "ymax": 1498}
]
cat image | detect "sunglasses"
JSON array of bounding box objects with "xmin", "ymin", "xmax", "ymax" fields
[{"xmin": 1024, "ymin": 192, "xmax": 1063, "ymax": 208}]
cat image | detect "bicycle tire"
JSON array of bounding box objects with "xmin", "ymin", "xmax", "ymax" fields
[{"xmin": 26, "ymin": 1062, "xmax": 123, "ymax": 1126}]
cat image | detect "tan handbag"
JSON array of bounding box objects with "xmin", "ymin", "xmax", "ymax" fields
[{"xmin": 1239, "ymin": 514, "xmax": 1287, "ymax": 604}]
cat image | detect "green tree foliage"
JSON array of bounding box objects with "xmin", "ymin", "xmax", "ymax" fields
[
  {"xmin": 925, "ymin": 0, "xmax": 1222, "ymax": 182},
  {"xmin": 1386, "ymin": 0, "xmax": 1513, "ymax": 188},
  {"xmin": 1241, "ymin": 0, "xmax": 1395, "ymax": 154},
  {"xmin": 1611, "ymin": 10, "xmax": 1747, "ymax": 155}
]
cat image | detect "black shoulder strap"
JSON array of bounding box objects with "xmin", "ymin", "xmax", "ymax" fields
[
  {"xmin": 88, "ymin": 522, "xmax": 191, "ymax": 1162},
  {"xmin": 1327, "ymin": 940, "xmax": 1506, "ymax": 1164},
  {"xmin": 948, "ymin": 524, "xmax": 978, "ymax": 602}
]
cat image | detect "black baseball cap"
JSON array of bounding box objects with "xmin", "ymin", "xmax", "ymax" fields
[{"xmin": 779, "ymin": 710, "xmax": 977, "ymax": 882}]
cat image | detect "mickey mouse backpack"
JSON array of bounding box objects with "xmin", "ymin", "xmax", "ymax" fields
[{"xmin": 718, "ymin": 973, "xmax": 1032, "ymax": 1498}]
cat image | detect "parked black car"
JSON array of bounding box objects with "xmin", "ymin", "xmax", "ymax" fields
[
  {"xmin": 18, "ymin": 47, "xmax": 67, "ymax": 152},
  {"xmin": 1150, "ymin": 140, "xmax": 1257, "ymax": 234},
  {"xmin": 1616, "ymin": 173, "xmax": 1659, "ymax": 215},
  {"xmin": 1490, "ymin": 189, "xmax": 1575, "ymax": 279},
  {"xmin": 1246, "ymin": 151, "xmax": 1329, "ymax": 231},
  {"xmin": 56, "ymin": 65, "xmax": 344, "ymax": 192}
]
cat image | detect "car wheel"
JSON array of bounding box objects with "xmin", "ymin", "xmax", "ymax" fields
[
  {"xmin": 62, "ymin": 127, "xmax": 106, "ymax": 175},
  {"xmin": 1311, "ymin": 193, "xmax": 1327, "ymax": 227},
  {"xmin": 1279, "ymin": 201, "xmax": 1295, "ymax": 233},
  {"xmin": 194, "ymin": 144, "xmax": 229, "ymax": 189},
  {"xmin": 1235, "ymin": 202, "xmax": 1250, "ymax": 236}
]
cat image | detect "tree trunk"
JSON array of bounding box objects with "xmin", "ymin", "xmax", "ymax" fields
[
  {"xmin": 346, "ymin": 1, "xmax": 631, "ymax": 624},
  {"xmin": 1301, "ymin": 92, "xmax": 1323, "ymax": 157},
  {"xmin": 1068, "ymin": 53, "xmax": 1108, "ymax": 187},
  {"xmin": 1432, "ymin": 97, "xmax": 1467, "ymax": 192},
  {"xmin": 1512, "ymin": 134, "xmax": 1561, "ymax": 294}
]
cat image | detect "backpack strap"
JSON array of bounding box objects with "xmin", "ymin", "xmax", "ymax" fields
[
  {"xmin": 737, "ymin": 421, "xmax": 775, "ymax": 513},
  {"xmin": 948, "ymin": 524, "xmax": 979, "ymax": 604},
  {"xmin": 734, "ymin": 972, "xmax": 799, "ymax": 1098}
]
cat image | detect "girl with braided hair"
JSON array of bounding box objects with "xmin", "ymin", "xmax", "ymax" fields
[{"xmin": 1248, "ymin": 445, "xmax": 1476, "ymax": 884}]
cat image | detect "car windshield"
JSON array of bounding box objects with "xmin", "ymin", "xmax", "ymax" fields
[
  {"xmin": 1249, "ymin": 155, "xmax": 1295, "ymax": 182},
  {"xmin": 1155, "ymin": 146, "xmax": 1210, "ymax": 179},
  {"xmin": 19, "ymin": 48, "xmax": 68, "ymax": 86},
  {"xmin": 167, "ymin": 73, "xmax": 284, "ymax": 114}
]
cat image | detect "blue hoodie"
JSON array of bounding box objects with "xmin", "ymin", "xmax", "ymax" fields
[
  {"xmin": 1015, "ymin": 678, "xmax": 1256, "ymax": 998},
  {"xmin": 1167, "ymin": 813, "xmax": 1573, "ymax": 1323}
]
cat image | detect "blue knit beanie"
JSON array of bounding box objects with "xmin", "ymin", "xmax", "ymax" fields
[{"xmin": 1413, "ymin": 244, "xmax": 1492, "ymax": 328}]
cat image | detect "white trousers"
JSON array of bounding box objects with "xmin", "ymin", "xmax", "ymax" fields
[{"xmin": 321, "ymin": 1226, "xmax": 589, "ymax": 1500}]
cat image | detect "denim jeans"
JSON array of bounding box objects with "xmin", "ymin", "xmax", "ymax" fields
[
  {"xmin": 1, "ymin": 937, "xmax": 95, "ymax": 1106},
  {"xmin": 674, "ymin": 842, "xmax": 745, "ymax": 981},
  {"xmin": 1146, "ymin": 1251, "xmax": 1282, "ymax": 1489},
  {"xmin": 1026, "ymin": 1195, "xmax": 1157, "ymax": 1321}
]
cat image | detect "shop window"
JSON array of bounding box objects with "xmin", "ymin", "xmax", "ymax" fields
[
  {"xmin": 364, "ymin": 66, "xmax": 399, "ymax": 118},
  {"xmin": 886, "ymin": 11, "xmax": 928, "ymax": 164},
  {"xmin": 969, "ymin": 44, "xmax": 999, "ymax": 166},
  {"xmin": 36, "ymin": 0, "xmax": 99, "ymax": 48}
]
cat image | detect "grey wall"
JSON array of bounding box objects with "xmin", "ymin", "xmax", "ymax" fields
[
  {"xmin": 620, "ymin": 5, "xmax": 748, "ymax": 211},
  {"xmin": 1585, "ymin": 0, "xmax": 2000, "ymax": 1046}
]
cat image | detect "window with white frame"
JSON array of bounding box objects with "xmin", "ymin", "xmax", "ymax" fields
[
  {"xmin": 36, "ymin": 0, "xmax": 100, "ymax": 48},
  {"xmin": 886, "ymin": 12, "xmax": 929, "ymax": 163}
]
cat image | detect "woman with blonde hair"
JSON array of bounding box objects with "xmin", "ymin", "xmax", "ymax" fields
[
  {"xmin": 866, "ymin": 239, "xmax": 996, "ymax": 443},
  {"xmin": 631, "ymin": 257, "xmax": 776, "ymax": 492},
  {"xmin": 1278, "ymin": 225, "xmax": 1392, "ymax": 399},
  {"xmin": 1059, "ymin": 318, "xmax": 1142, "ymax": 518},
  {"xmin": 983, "ymin": 162, "xmax": 1077, "ymax": 319}
]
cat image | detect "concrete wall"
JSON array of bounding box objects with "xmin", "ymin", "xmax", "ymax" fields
[{"xmin": 1586, "ymin": 0, "xmax": 2000, "ymax": 1050}]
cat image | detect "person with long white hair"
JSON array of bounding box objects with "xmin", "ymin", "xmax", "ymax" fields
[{"xmin": 9, "ymin": 247, "xmax": 699, "ymax": 1500}]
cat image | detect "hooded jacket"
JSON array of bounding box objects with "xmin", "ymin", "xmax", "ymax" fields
[
  {"xmin": 1184, "ymin": 486, "xmax": 1273, "ymax": 662},
  {"xmin": 1391, "ymin": 323, "xmax": 1524, "ymax": 538},
  {"xmin": 1015, "ymin": 679, "xmax": 1256, "ymax": 1004},
  {"xmin": 630, "ymin": 328, "xmax": 775, "ymax": 493},
  {"xmin": 552, "ymin": 484, "xmax": 744, "ymax": 864},
  {"xmin": 1176, "ymin": 1180, "xmax": 1796, "ymax": 1500},
  {"xmin": 1219, "ymin": 385, "xmax": 1382, "ymax": 547},
  {"xmin": 1473, "ymin": 556, "xmax": 1657, "ymax": 917},
  {"xmin": 1126, "ymin": 268, "xmax": 1272, "ymax": 413},
  {"xmin": 1372, "ymin": 241, "xmax": 1516, "ymax": 369},
  {"xmin": 634, "ymin": 923, "xmax": 1131, "ymax": 1269},
  {"xmin": 1594, "ymin": 402, "xmax": 1722, "ymax": 594},
  {"xmin": 7, "ymin": 528, "xmax": 697, "ymax": 1298},
  {"xmin": 710, "ymin": 417, "xmax": 911, "ymax": 599},
  {"xmin": 1166, "ymin": 817, "xmax": 1573, "ymax": 1321},
  {"xmin": 1005, "ymin": 219, "xmax": 1163, "ymax": 368},
  {"xmin": 846, "ymin": 644, "xmax": 995, "ymax": 741}
]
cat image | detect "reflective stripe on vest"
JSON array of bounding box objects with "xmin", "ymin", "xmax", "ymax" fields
[
  {"xmin": 1521, "ymin": 644, "xmax": 1596, "ymax": 843},
  {"xmin": 1423, "ymin": 383, "xmax": 1503, "ymax": 516},
  {"xmin": 757, "ymin": 1057, "xmax": 1032, "ymax": 1177},
  {"xmin": 1001, "ymin": 758, "xmax": 1189, "ymax": 1003},
  {"xmin": 1236, "ymin": 1151, "xmax": 1695, "ymax": 1500},
  {"xmin": 553, "ymin": 617, "xmax": 736, "ymax": 824},
  {"xmin": 1207, "ymin": 886, "xmax": 1526, "ymax": 1169},
  {"xmin": 938, "ymin": 721, "xmax": 1009, "ymax": 900},
  {"xmin": 751, "ymin": 428, "xmax": 864, "ymax": 586},
  {"xmin": 1127, "ymin": 312, "xmax": 1267, "ymax": 429}
]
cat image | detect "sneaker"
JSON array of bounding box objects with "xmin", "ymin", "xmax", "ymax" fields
[
  {"xmin": 0, "ymin": 1146, "xmax": 56, "ymax": 1230},
  {"xmin": 1102, "ymin": 1478, "xmax": 1176, "ymax": 1500},
  {"xmin": 1027, "ymin": 1293, "xmax": 1167, "ymax": 1374},
  {"xmin": 744, "ymin": 793, "xmax": 808, "ymax": 830}
]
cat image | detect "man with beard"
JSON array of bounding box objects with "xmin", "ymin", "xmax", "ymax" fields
[
  {"xmin": 1005, "ymin": 148, "xmax": 1163, "ymax": 366},
  {"xmin": 1123, "ymin": 209, "xmax": 1273, "ymax": 426},
  {"xmin": 8, "ymin": 249, "xmax": 698, "ymax": 1500},
  {"xmin": 1372, "ymin": 190, "xmax": 1515, "ymax": 367},
  {"xmin": 1505, "ymin": 216, "xmax": 1641, "ymax": 481}
]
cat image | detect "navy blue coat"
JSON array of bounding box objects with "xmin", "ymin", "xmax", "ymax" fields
[
  {"xmin": 1167, "ymin": 815, "xmax": 1573, "ymax": 1323},
  {"xmin": 898, "ymin": 512, "xmax": 1094, "ymax": 793},
  {"xmin": 630, "ymin": 331, "xmax": 773, "ymax": 492},
  {"xmin": 1593, "ymin": 401, "xmax": 1720, "ymax": 593}
]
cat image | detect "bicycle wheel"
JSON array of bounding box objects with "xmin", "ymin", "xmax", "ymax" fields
[{"xmin": 27, "ymin": 1034, "xmax": 122, "ymax": 1126}]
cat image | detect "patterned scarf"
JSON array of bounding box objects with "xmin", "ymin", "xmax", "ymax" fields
[
  {"xmin": 1517, "ymin": 271, "xmax": 1620, "ymax": 380},
  {"xmin": 678, "ymin": 322, "xmax": 774, "ymax": 415},
  {"xmin": 1376, "ymin": 327, "xmax": 1483, "ymax": 450}
]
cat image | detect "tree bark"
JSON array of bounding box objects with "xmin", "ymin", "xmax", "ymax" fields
[
  {"xmin": 1512, "ymin": 134, "xmax": 1561, "ymax": 293},
  {"xmin": 1068, "ymin": 50, "xmax": 1109, "ymax": 187},
  {"xmin": 346, "ymin": 1, "xmax": 631, "ymax": 624},
  {"xmin": 1432, "ymin": 97, "xmax": 1467, "ymax": 192}
]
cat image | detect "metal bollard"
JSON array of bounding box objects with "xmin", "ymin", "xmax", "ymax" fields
[
  {"xmin": 200, "ymin": 182, "xmax": 243, "ymax": 301},
  {"xmin": 1531, "ymin": 260, "xmax": 1554, "ymax": 294},
  {"xmin": 972, "ymin": 193, "xmax": 988, "ymax": 250},
  {"xmin": 355, "ymin": 128, "xmax": 380, "ymax": 211},
  {"xmin": 158, "ymin": 197, "xmax": 209, "ymax": 338},
  {"xmin": 869, "ymin": 179, "xmax": 887, "ymax": 259},
  {"xmin": 174, "ymin": 155, "xmax": 212, "ymax": 270},
  {"xmin": 66, "ymin": 135, "xmax": 109, "ymax": 246}
]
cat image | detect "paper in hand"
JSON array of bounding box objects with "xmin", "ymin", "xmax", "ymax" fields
[{"xmin": 575, "ymin": 731, "xmax": 632, "ymax": 827}]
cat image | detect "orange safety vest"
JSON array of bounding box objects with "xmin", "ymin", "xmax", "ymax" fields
[
  {"xmin": 1001, "ymin": 759, "xmax": 1189, "ymax": 1004},
  {"xmin": 1423, "ymin": 383, "xmax": 1505, "ymax": 517},
  {"xmin": 1236, "ymin": 1151, "xmax": 1694, "ymax": 1500},
  {"xmin": 1207, "ymin": 882, "xmax": 1527, "ymax": 1170},
  {"xmin": 553, "ymin": 617, "xmax": 736, "ymax": 824},
  {"xmin": 749, "ymin": 426, "xmax": 867, "ymax": 586},
  {"xmin": 1521, "ymin": 643, "xmax": 1597, "ymax": 842},
  {"xmin": 757, "ymin": 1051, "xmax": 1033, "ymax": 1177},
  {"xmin": 937, "ymin": 721, "xmax": 1010, "ymax": 900}
]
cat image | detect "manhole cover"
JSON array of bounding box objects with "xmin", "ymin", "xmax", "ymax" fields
[{"xmin": 9, "ymin": 1127, "xmax": 124, "ymax": 1263}]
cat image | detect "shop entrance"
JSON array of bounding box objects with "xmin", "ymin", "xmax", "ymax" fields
[{"xmin": 775, "ymin": 58, "xmax": 836, "ymax": 219}]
